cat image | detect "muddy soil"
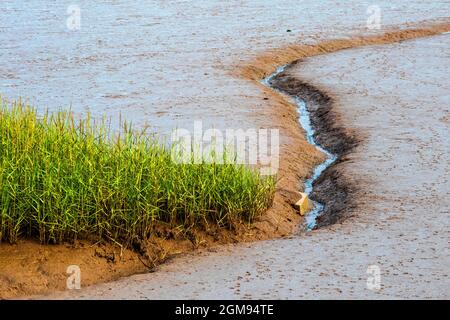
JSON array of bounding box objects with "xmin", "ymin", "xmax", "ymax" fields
[
  {"xmin": 269, "ymin": 68, "xmax": 359, "ymax": 228},
  {"xmin": 1, "ymin": 1, "xmax": 449, "ymax": 298},
  {"xmin": 51, "ymin": 33, "xmax": 450, "ymax": 299}
]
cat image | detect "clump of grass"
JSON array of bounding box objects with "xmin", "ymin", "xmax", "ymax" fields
[{"xmin": 0, "ymin": 99, "xmax": 275, "ymax": 244}]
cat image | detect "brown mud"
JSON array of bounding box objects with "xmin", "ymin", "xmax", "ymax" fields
[
  {"xmin": 269, "ymin": 67, "xmax": 359, "ymax": 228},
  {"xmin": 1, "ymin": 21, "xmax": 450, "ymax": 299},
  {"xmin": 58, "ymin": 31, "xmax": 450, "ymax": 300},
  {"xmin": 235, "ymin": 21, "xmax": 450, "ymax": 232}
]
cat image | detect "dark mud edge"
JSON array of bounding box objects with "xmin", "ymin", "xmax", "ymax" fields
[{"xmin": 270, "ymin": 60, "xmax": 360, "ymax": 228}]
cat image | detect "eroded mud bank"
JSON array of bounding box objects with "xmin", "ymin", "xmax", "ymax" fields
[
  {"xmin": 238, "ymin": 22, "xmax": 450, "ymax": 230},
  {"xmin": 2, "ymin": 21, "xmax": 450, "ymax": 298},
  {"xmin": 268, "ymin": 66, "xmax": 359, "ymax": 228},
  {"xmin": 54, "ymin": 31, "xmax": 450, "ymax": 300}
]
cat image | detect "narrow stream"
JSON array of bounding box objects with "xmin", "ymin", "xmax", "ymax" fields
[{"xmin": 262, "ymin": 65, "xmax": 337, "ymax": 230}]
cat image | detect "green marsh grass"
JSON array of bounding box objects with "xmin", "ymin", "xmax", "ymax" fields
[{"xmin": 0, "ymin": 99, "xmax": 275, "ymax": 244}]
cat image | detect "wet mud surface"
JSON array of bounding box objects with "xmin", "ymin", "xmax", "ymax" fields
[
  {"xmin": 1, "ymin": 1, "xmax": 449, "ymax": 298},
  {"xmin": 48, "ymin": 33, "xmax": 450, "ymax": 299},
  {"xmin": 1, "ymin": 1, "xmax": 449, "ymax": 133},
  {"xmin": 269, "ymin": 68, "xmax": 359, "ymax": 228}
]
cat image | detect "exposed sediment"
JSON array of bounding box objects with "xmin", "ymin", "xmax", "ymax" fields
[
  {"xmin": 269, "ymin": 65, "xmax": 358, "ymax": 227},
  {"xmin": 238, "ymin": 21, "xmax": 450, "ymax": 229},
  {"xmin": 49, "ymin": 31, "xmax": 450, "ymax": 300},
  {"xmin": 237, "ymin": 22, "xmax": 450, "ymax": 81},
  {"xmin": 2, "ymin": 20, "xmax": 450, "ymax": 299}
]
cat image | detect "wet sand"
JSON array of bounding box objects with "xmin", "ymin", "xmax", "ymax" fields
[{"xmin": 55, "ymin": 33, "xmax": 450, "ymax": 299}]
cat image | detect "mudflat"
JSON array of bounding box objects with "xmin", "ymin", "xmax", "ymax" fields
[
  {"xmin": 1, "ymin": 1, "xmax": 449, "ymax": 298},
  {"xmin": 53, "ymin": 33, "xmax": 449, "ymax": 299}
]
